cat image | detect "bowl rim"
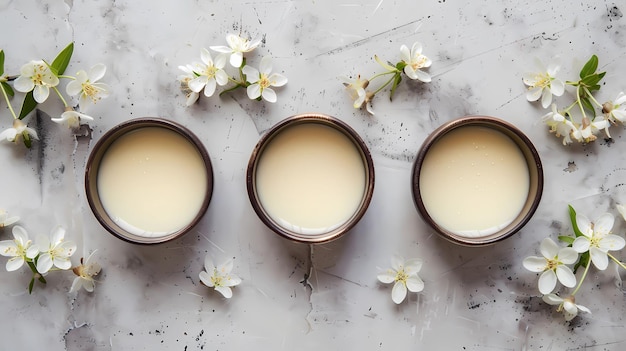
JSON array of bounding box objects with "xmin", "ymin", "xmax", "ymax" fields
[
  {"xmin": 246, "ymin": 113, "xmax": 375, "ymax": 244},
  {"xmin": 84, "ymin": 117, "xmax": 214, "ymax": 245},
  {"xmin": 411, "ymin": 115, "xmax": 544, "ymax": 246}
]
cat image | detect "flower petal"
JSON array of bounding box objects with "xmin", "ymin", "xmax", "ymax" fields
[
  {"xmin": 230, "ymin": 52, "xmax": 243, "ymax": 68},
  {"xmin": 555, "ymin": 265, "xmax": 576, "ymax": 288},
  {"xmin": 261, "ymin": 88, "xmax": 277, "ymax": 103},
  {"xmin": 218, "ymin": 259, "xmax": 234, "ymax": 275},
  {"xmin": 200, "ymin": 48, "xmax": 214, "ymax": 66},
  {"xmin": 36, "ymin": 253, "xmax": 53, "ymax": 274},
  {"xmin": 50, "ymin": 226, "xmax": 66, "ymax": 244},
  {"xmin": 550, "ymin": 79, "xmax": 564, "ymax": 96},
  {"xmin": 223, "ymin": 274, "xmax": 242, "ymax": 287},
  {"xmin": 269, "ymin": 73, "xmax": 288, "ymax": 87},
  {"xmin": 13, "ymin": 76, "xmax": 34, "ymax": 93},
  {"xmin": 89, "ymin": 64, "xmax": 107, "ymax": 82},
  {"xmin": 188, "ymin": 76, "xmax": 208, "ymax": 93},
  {"xmin": 0, "ymin": 240, "xmax": 16, "ymax": 257},
  {"xmin": 204, "ymin": 256, "xmax": 215, "ymax": 273},
  {"xmin": 413, "ymin": 69, "xmax": 431, "ymax": 83},
  {"xmin": 589, "ymin": 246, "xmax": 609, "ymax": 270},
  {"xmin": 522, "ymin": 256, "xmax": 547, "ymax": 272},
  {"xmin": 215, "ymin": 285, "xmax": 233, "ymax": 298},
  {"xmin": 12, "ymin": 225, "xmax": 29, "ymax": 245},
  {"xmin": 203, "ymin": 78, "xmax": 217, "ymax": 97},
  {"xmin": 576, "ymin": 303, "xmax": 591, "ymax": 314},
  {"xmin": 54, "ymin": 257, "xmax": 72, "ymax": 270},
  {"xmin": 539, "ymin": 237, "xmax": 559, "ymax": 259},
  {"xmin": 391, "ymin": 281, "xmax": 407, "ymax": 304},
  {"xmin": 70, "ymin": 277, "xmax": 82, "ymax": 293},
  {"xmin": 66, "ymin": 79, "xmax": 82, "ymax": 96},
  {"xmin": 33, "ymin": 85, "xmax": 50, "ymax": 103},
  {"xmin": 599, "ymin": 234, "xmax": 626, "ymax": 251},
  {"xmin": 246, "ymin": 84, "xmax": 261, "ymax": 100},
  {"xmin": 209, "ymin": 45, "xmax": 232, "ymax": 54},
  {"xmin": 199, "ymin": 270, "xmax": 214, "ymax": 287},
  {"xmin": 215, "ymin": 70, "xmax": 229, "ymax": 86},
  {"xmin": 558, "ymin": 247, "xmax": 579, "ymax": 265},
  {"xmin": 538, "ymin": 270, "xmax": 557, "ymax": 294},
  {"xmin": 404, "ymin": 258, "xmax": 423, "ymax": 274},
  {"xmin": 540, "ymin": 88, "xmax": 553, "ymax": 108},
  {"xmin": 562, "ymin": 300, "xmax": 578, "ymax": 315},
  {"xmin": 594, "ymin": 213, "xmax": 615, "ymax": 237},
  {"xmin": 526, "ymin": 86, "xmax": 543, "ymax": 102},
  {"xmin": 572, "ymin": 237, "xmax": 590, "ymax": 253},
  {"xmin": 542, "ymin": 293, "xmax": 563, "ymax": 305},
  {"xmin": 259, "ymin": 56, "xmax": 272, "ymax": 75},
  {"xmin": 399, "ymin": 45, "xmax": 411, "ymax": 62},
  {"xmin": 377, "ymin": 270, "xmax": 396, "ymax": 284},
  {"xmin": 406, "ymin": 275, "xmax": 424, "ymax": 293},
  {"xmin": 6, "ymin": 256, "xmax": 24, "ymax": 271},
  {"xmin": 576, "ymin": 214, "xmax": 593, "ymax": 238},
  {"xmin": 242, "ymin": 65, "xmax": 259, "ymax": 84}
]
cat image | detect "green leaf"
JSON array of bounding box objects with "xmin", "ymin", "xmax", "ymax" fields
[
  {"xmin": 581, "ymin": 73, "xmax": 604, "ymax": 87},
  {"xmin": 18, "ymin": 91, "xmax": 37, "ymax": 119},
  {"xmin": 28, "ymin": 277, "xmax": 35, "ymax": 294},
  {"xmin": 38, "ymin": 274, "xmax": 47, "ymax": 284},
  {"xmin": 558, "ymin": 235, "xmax": 575, "ymax": 245},
  {"xmin": 50, "ymin": 42, "xmax": 74, "ymax": 76},
  {"xmin": 389, "ymin": 72, "xmax": 402, "ymax": 101},
  {"xmin": 1, "ymin": 81, "xmax": 13, "ymax": 97},
  {"xmin": 0, "ymin": 49, "xmax": 4, "ymax": 76},
  {"xmin": 568, "ymin": 205, "xmax": 584, "ymax": 237},
  {"xmin": 579, "ymin": 55, "xmax": 598, "ymax": 79},
  {"xmin": 573, "ymin": 252, "xmax": 590, "ymax": 273}
]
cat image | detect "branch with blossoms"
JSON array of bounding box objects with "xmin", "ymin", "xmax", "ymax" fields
[
  {"xmin": 0, "ymin": 43, "xmax": 109, "ymax": 148},
  {"xmin": 178, "ymin": 34, "xmax": 288, "ymax": 105},
  {"xmin": 341, "ymin": 42, "xmax": 432, "ymax": 115},
  {"xmin": 523, "ymin": 205, "xmax": 626, "ymax": 321},
  {"xmin": 523, "ymin": 55, "xmax": 626, "ymax": 145},
  {"xmin": 0, "ymin": 215, "xmax": 101, "ymax": 294}
]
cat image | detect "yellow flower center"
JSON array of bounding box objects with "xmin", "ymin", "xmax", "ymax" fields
[
  {"xmin": 395, "ymin": 268, "xmax": 409, "ymax": 284},
  {"xmin": 545, "ymin": 258, "xmax": 559, "ymax": 271},
  {"xmin": 31, "ymin": 64, "xmax": 48, "ymax": 85},
  {"xmin": 259, "ymin": 73, "xmax": 271, "ymax": 90},
  {"xmin": 531, "ymin": 73, "xmax": 552, "ymax": 89},
  {"xmin": 81, "ymin": 82, "xmax": 101, "ymax": 103},
  {"xmin": 411, "ymin": 55, "xmax": 428, "ymax": 70}
]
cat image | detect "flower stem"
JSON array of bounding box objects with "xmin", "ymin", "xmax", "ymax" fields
[
  {"xmin": 571, "ymin": 260, "xmax": 591, "ymax": 296},
  {"xmin": 608, "ymin": 252, "xmax": 626, "ymax": 270},
  {"xmin": 368, "ymin": 70, "xmax": 395, "ymax": 82},
  {"xmin": 575, "ymin": 85, "xmax": 588, "ymax": 121},
  {"xmin": 52, "ymin": 86, "xmax": 69, "ymax": 107},
  {"xmin": 371, "ymin": 75, "xmax": 396, "ymax": 96},
  {"xmin": 0, "ymin": 82, "xmax": 18, "ymax": 119},
  {"xmin": 583, "ymin": 86, "xmax": 603, "ymax": 111}
]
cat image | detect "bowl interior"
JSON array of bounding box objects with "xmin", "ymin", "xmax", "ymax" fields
[
  {"xmin": 85, "ymin": 118, "xmax": 213, "ymax": 245},
  {"xmin": 412, "ymin": 116, "xmax": 543, "ymax": 246},
  {"xmin": 246, "ymin": 114, "xmax": 375, "ymax": 244}
]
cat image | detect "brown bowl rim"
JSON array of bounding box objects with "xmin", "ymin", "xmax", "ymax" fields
[
  {"xmin": 246, "ymin": 113, "xmax": 375, "ymax": 244},
  {"xmin": 411, "ymin": 116, "xmax": 543, "ymax": 246},
  {"xmin": 84, "ymin": 117, "xmax": 214, "ymax": 245}
]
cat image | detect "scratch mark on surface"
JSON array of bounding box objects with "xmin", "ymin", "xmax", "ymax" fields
[
  {"xmin": 495, "ymin": 91, "xmax": 525, "ymax": 110},
  {"xmin": 313, "ymin": 18, "xmax": 424, "ymax": 57},
  {"xmin": 433, "ymin": 26, "xmax": 576, "ymax": 79},
  {"xmin": 316, "ymin": 269, "xmax": 364, "ymax": 287},
  {"xmin": 372, "ymin": 0, "xmax": 385, "ymax": 15},
  {"xmin": 198, "ymin": 232, "xmax": 225, "ymax": 253}
]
